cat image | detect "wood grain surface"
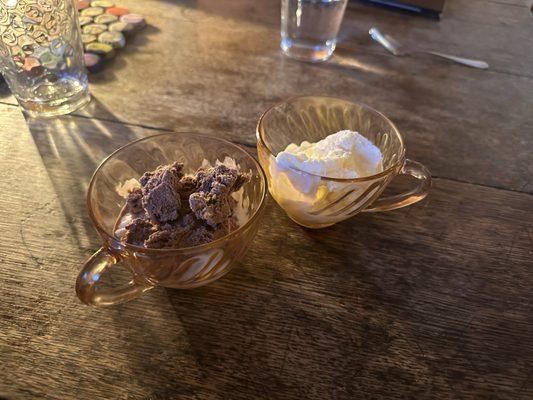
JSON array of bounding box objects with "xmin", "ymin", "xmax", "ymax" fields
[{"xmin": 1, "ymin": 0, "xmax": 532, "ymax": 399}]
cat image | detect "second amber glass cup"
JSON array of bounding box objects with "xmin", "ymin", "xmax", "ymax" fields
[
  {"xmin": 76, "ymin": 133, "xmax": 267, "ymax": 306},
  {"xmin": 257, "ymin": 96, "xmax": 431, "ymax": 228}
]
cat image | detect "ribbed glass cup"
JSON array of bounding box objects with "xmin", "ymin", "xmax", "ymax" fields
[
  {"xmin": 76, "ymin": 132, "xmax": 267, "ymax": 306},
  {"xmin": 257, "ymin": 96, "xmax": 431, "ymax": 228}
]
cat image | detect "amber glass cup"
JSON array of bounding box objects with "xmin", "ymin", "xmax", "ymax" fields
[
  {"xmin": 257, "ymin": 96, "xmax": 431, "ymax": 228},
  {"xmin": 76, "ymin": 133, "xmax": 267, "ymax": 306}
]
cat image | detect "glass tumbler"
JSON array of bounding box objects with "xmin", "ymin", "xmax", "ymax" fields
[
  {"xmin": 257, "ymin": 96, "xmax": 431, "ymax": 228},
  {"xmin": 76, "ymin": 132, "xmax": 267, "ymax": 306},
  {"xmin": 281, "ymin": 0, "xmax": 348, "ymax": 62},
  {"xmin": 0, "ymin": 0, "xmax": 89, "ymax": 117}
]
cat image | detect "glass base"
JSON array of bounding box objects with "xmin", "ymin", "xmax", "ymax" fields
[
  {"xmin": 280, "ymin": 38, "xmax": 336, "ymax": 62},
  {"xmin": 19, "ymin": 85, "xmax": 91, "ymax": 118}
]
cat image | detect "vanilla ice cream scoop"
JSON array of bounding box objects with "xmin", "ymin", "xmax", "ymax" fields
[
  {"xmin": 275, "ymin": 130, "xmax": 383, "ymax": 179},
  {"xmin": 268, "ymin": 130, "xmax": 383, "ymax": 226}
]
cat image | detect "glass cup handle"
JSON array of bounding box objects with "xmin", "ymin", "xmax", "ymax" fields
[
  {"xmin": 76, "ymin": 247, "xmax": 153, "ymax": 306},
  {"xmin": 363, "ymin": 159, "xmax": 431, "ymax": 213}
]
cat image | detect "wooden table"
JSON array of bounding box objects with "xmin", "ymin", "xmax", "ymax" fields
[{"xmin": 1, "ymin": 1, "xmax": 532, "ymax": 398}]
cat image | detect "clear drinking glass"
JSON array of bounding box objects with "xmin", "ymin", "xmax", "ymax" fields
[
  {"xmin": 76, "ymin": 132, "xmax": 267, "ymax": 306},
  {"xmin": 257, "ymin": 96, "xmax": 431, "ymax": 228},
  {"xmin": 281, "ymin": 0, "xmax": 348, "ymax": 62},
  {"xmin": 0, "ymin": 0, "xmax": 90, "ymax": 117}
]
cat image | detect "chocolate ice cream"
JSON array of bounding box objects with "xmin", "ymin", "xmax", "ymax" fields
[
  {"xmin": 139, "ymin": 161, "xmax": 184, "ymax": 223},
  {"xmin": 123, "ymin": 218, "xmax": 154, "ymax": 245},
  {"xmin": 189, "ymin": 165, "xmax": 247, "ymax": 227},
  {"xmin": 119, "ymin": 161, "xmax": 249, "ymax": 249}
]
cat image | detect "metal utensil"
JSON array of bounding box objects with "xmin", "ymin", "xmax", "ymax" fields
[{"xmin": 369, "ymin": 27, "xmax": 489, "ymax": 69}]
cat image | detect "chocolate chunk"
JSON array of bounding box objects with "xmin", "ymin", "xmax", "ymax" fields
[
  {"xmin": 181, "ymin": 215, "xmax": 238, "ymax": 247},
  {"xmin": 144, "ymin": 229, "xmax": 180, "ymax": 249},
  {"xmin": 126, "ymin": 187, "xmax": 143, "ymax": 214},
  {"xmin": 176, "ymin": 212, "xmax": 197, "ymax": 229},
  {"xmin": 189, "ymin": 192, "xmax": 234, "ymax": 228},
  {"xmin": 196, "ymin": 165, "xmax": 240, "ymax": 194},
  {"xmin": 142, "ymin": 181, "xmax": 181, "ymax": 223},
  {"xmin": 189, "ymin": 165, "xmax": 250, "ymax": 227},
  {"xmin": 182, "ymin": 224, "xmax": 215, "ymax": 247},
  {"xmin": 144, "ymin": 215, "xmax": 194, "ymax": 248},
  {"xmin": 177, "ymin": 175, "xmax": 197, "ymax": 212},
  {"xmin": 139, "ymin": 162, "xmax": 184, "ymax": 191},
  {"xmin": 140, "ymin": 162, "xmax": 184, "ymax": 223},
  {"xmin": 123, "ymin": 218, "xmax": 154, "ymax": 245}
]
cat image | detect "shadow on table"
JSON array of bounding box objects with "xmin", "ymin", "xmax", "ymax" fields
[
  {"xmin": 0, "ymin": 79, "xmax": 12, "ymax": 99},
  {"xmin": 146, "ymin": 203, "xmax": 419, "ymax": 398},
  {"xmin": 25, "ymin": 96, "xmax": 144, "ymax": 254},
  {"xmin": 70, "ymin": 199, "xmax": 401, "ymax": 398}
]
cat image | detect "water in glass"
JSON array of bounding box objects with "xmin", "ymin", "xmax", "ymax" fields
[{"xmin": 281, "ymin": 0, "xmax": 348, "ymax": 62}]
